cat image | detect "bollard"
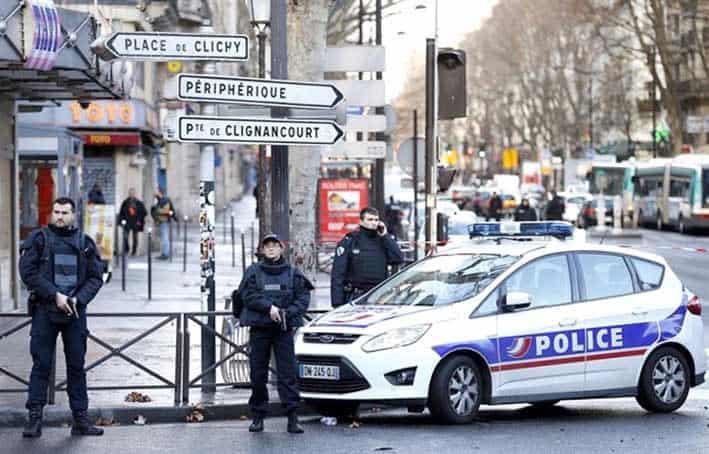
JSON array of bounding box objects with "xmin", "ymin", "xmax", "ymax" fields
[
  {"xmin": 183, "ymin": 215, "xmax": 188, "ymax": 273},
  {"xmin": 169, "ymin": 211, "xmax": 174, "ymax": 263},
  {"xmin": 147, "ymin": 228, "xmax": 153, "ymax": 300},
  {"xmin": 250, "ymin": 224, "xmax": 255, "ymax": 264},
  {"xmin": 241, "ymin": 231, "xmax": 246, "ymax": 272},
  {"xmin": 121, "ymin": 220, "xmax": 127, "ymax": 292},
  {"xmin": 231, "ymin": 212, "xmax": 235, "ymax": 268}
]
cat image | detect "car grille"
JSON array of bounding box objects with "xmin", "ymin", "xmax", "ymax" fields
[
  {"xmin": 297, "ymin": 355, "xmax": 370, "ymax": 394},
  {"xmin": 303, "ymin": 332, "xmax": 361, "ymax": 344}
]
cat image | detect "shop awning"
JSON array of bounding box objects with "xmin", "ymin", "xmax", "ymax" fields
[{"xmin": 0, "ymin": 2, "xmax": 122, "ymax": 101}]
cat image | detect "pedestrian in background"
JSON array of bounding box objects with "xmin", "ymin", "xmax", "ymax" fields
[
  {"xmin": 87, "ymin": 183, "xmax": 105, "ymax": 204},
  {"xmin": 514, "ymin": 197, "xmax": 538, "ymax": 221},
  {"xmin": 19, "ymin": 197, "xmax": 105, "ymax": 438},
  {"xmin": 545, "ymin": 190, "xmax": 565, "ymax": 221},
  {"xmin": 118, "ymin": 188, "xmax": 147, "ymax": 256},
  {"xmin": 487, "ymin": 192, "xmax": 503, "ymax": 221},
  {"xmin": 237, "ymin": 234, "xmax": 313, "ymax": 434},
  {"xmin": 331, "ymin": 207, "xmax": 404, "ymax": 308},
  {"xmin": 151, "ymin": 188, "xmax": 176, "ymax": 260}
]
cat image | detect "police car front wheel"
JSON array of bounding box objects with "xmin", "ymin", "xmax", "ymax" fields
[
  {"xmin": 636, "ymin": 346, "xmax": 690, "ymax": 413},
  {"xmin": 429, "ymin": 356, "xmax": 483, "ymax": 424}
]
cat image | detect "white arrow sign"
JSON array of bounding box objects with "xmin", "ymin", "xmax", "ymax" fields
[
  {"xmin": 103, "ymin": 32, "xmax": 248, "ymax": 61},
  {"xmin": 178, "ymin": 116, "xmax": 344, "ymax": 146},
  {"xmin": 177, "ymin": 74, "xmax": 344, "ymax": 109}
]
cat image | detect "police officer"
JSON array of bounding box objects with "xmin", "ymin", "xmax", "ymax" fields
[
  {"xmin": 19, "ymin": 197, "xmax": 105, "ymax": 438},
  {"xmin": 238, "ymin": 234, "xmax": 313, "ymax": 434},
  {"xmin": 513, "ymin": 197, "xmax": 538, "ymax": 221},
  {"xmin": 331, "ymin": 207, "xmax": 404, "ymax": 308}
]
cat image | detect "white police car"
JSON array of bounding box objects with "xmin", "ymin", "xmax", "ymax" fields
[{"xmin": 295, "ymin": 222, "xmax": 706, "ymax": 424}]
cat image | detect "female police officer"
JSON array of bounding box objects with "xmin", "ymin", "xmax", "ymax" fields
[{"xmin": 238, "ymin": 234, "xmax": 313, "ymax": 433}]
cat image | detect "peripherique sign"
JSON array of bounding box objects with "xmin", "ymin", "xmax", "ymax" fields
[
  {"xmin": 103, "ymin": 32, "xmax": 248, "ymax": 61},
  {"xmin": 177, "ymin": 74, "xmax": 344, "ymax": 109},
  {"xmin": 178, "ymin": 115, "xmax": 344, "ymax": 146}
]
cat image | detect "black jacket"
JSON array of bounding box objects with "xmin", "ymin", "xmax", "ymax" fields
[
  {"xmin": 19, "ymin": 225, "xmax": 104, "ymax": 306},
  {"xmin": 238, "ymin": 259, "xmax": 313, "ymax": 328},
  {"xmin": 514, "ymin": 205, "xmax": 538, "ymax": 221},
  {"xmin": 119, "ymin": 197, "xmax": 147, "ymax": 231}
]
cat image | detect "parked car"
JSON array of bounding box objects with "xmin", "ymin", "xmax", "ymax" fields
[
  {"xmin": 577, "ymin": 198, "xmax": 614, "ymax": 228},
  {"xmin": 560, "ymin": 192, "xmax": 593, "ymax": 224}
]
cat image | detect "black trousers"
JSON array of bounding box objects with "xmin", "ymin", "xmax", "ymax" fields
[
  {"xmin": 248, "ymin": 326, "xmax": 299, "ymax": 416},
  {"xmin": 122, "ymin": 228, "xmax": 139, "ymax": 254},
  {"xmin": 26, "ymin": 306, "xmax": 88, "ymax": 412}
]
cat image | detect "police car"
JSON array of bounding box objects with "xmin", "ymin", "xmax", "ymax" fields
[{"xmin": 295, "ymin": 222, "xmax": 706, "ymax": 424}]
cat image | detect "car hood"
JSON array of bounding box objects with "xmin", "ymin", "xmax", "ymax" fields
[{"xmin": 307, "ymin": 304, "xmax": 450, "ymax": 333}]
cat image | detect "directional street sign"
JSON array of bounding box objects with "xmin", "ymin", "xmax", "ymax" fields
[
  {"xmin": 98, "ymin": 32, "xmax": 249, "ymax": 61},
  {"xmin": 178, "ymin": 116, "xmax": 344, "ymax": 146},
  {"xmin": 177, "ymin": 74, "xmax": 344, "ymax": 109}
]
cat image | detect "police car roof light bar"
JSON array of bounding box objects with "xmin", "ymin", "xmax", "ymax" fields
[{"xmin": 468, "ymin": 222, "xmax": 574, "ymax": 239}]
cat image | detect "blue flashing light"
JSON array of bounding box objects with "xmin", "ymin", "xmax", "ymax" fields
[{"xmin": 468, "ymin": 222, "xmax": 574, "ymax": 239}]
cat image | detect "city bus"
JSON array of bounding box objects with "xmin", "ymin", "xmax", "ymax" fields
[
  {"xmin": 633, "ymin": 154, "xmax": 709, "ymax": 233},
  {"xmin": 587, "ymin": 160, "xmax": 635, "ymax": 223}
]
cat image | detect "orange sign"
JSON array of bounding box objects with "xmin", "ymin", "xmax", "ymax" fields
[{"xmin": 69, "ymin": 101, "xmax": 134, "ymax": 125}]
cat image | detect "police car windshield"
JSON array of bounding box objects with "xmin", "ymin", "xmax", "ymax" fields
[{"xmin": 360, "ymin": 254, "xmax": 518, "ymax": 306}]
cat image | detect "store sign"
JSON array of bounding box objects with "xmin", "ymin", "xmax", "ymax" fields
[
  {"xmin": 69, "ymin": 101, "xmax": 134, "ymax": 126},
  {"xmin": 23, "ymin": 0, "xmax": 61, "ymax": 71},
  {"xmin": 318, "ymin": 178, "xmax": 369, "ymax": 243},
  {"xmin": 82, "ymin": 134, "xmax": 141, "ymax": 146}
]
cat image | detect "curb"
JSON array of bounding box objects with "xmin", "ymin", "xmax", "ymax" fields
[{"xmin": 0, "ymin": 401, "xmax": 313, "ymax": 428}]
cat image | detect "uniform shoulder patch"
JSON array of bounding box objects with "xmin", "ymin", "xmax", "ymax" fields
[{"xmin": 336, "ymin": 246, "xmax": 346, "ymax": 256}]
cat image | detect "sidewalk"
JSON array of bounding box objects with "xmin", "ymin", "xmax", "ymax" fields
[{"xmin": 0, "ymin": 195, "xmax": 332, "ymax": 426}]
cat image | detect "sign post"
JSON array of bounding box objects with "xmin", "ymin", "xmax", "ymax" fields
[
  {"xmin": 178, "ymin": 74, "xmax": 343, "ymax": 109},
  {"xmin": 177, "ymin": 116, "xmax": 344, "ymax": 145},
  {"xmin": 92, "ymin": 32, "xmax": 249, "ymax": 61}
]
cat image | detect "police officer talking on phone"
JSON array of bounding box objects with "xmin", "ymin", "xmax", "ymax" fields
[
  {"xmin": 331, "ymin": 207, "xmax": 404, "ymax": 308},
  {"xmin": 19, "ymin": 197, "xmax": 105, "ymax": 438},
  {"xmin": 238, "ymin": 234, "xmax": 314, "ymax": 434}
]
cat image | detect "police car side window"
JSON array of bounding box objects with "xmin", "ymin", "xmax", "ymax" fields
[
  {"xmin": 504, "ymin": 254, "xmax": 572, "ymax": 308},
  {"xmin": 577, "ymin": 253, "xmax": 634, "ymax": 300},
  {"xmin": 630, "ymin": 257, "xmax": 664, "ymax": 291},
  {"xmin": 473, "ymin": 289, "xmax": 499, "ymax": 317}
]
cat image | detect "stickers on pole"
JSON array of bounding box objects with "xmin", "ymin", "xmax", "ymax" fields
[
  {"xmin": 178, "ymin": 115, "xmax": 344, "ymax": 146},
  {"xmin": 177, "ymin": 74, "xmax": 344, "ymax": 109}
]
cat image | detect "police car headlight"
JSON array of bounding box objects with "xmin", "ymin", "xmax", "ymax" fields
[{"xmin": 361, "ymin": 325, "xmax": 431, "ymax": 353}]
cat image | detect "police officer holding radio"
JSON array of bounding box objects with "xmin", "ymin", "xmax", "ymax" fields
[
  {"xmin": 331, "ymin": 207, "xmax": 404, "ymax": 308},
  {"xmin": 19, "ymin": 197, "xmax": 105, "ymax": 438},
  {"xmin": 237, "ymin": 233, "xmax": 313, "ymax": 434}
]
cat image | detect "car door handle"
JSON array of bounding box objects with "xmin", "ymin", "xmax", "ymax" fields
[
  {"xmin": 558, "ymin": 319, "xmax": 577, "ymax": 327},
  {"xmin": 632, "ymin": 308, "xmax": 648, "ymax": 316}
]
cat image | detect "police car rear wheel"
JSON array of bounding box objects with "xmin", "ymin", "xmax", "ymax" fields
[
  {"xmin": 637, "ymin": 347, "xmax": 690, "ymax": 413},
  {"xmin": 429, "ymin": 356, "xmax": 482, "ymax": 424}
]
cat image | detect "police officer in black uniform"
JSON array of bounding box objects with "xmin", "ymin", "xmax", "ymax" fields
[
  {"xmin": 19, "ymin": 197, "xmax": 105, "ymax": 438},
  {"xmin": 238, "ymin": 234, "xmax": 313, "ymax": 434},
  {"xmin": 331, "ymin": 207, "xmax": 404, "ymax": 308}
]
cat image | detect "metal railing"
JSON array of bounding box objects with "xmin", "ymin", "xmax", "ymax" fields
[{"xmin": 0, "ymin": 310, "xmax": 265, "ymax": 406}]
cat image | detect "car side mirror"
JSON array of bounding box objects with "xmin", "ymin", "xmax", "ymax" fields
[{"xmin": 503, "ymin": 292, "xmax": 532, "ymax": 311}]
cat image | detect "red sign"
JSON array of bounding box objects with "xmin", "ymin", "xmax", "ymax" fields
[
  {"xmin": 82, "ymin": 133, "xmax": 141, "ymax": 146},
  {"xmin": 319, "ymin": 178, "xmax": 369, "ymax": 243}
]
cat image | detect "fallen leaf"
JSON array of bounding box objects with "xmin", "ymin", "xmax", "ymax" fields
[
  {"xmin": 95, "ymin": 416, "xmax": 115, "ymax": 426},
  {"xmin": 349, "ymin": 421, "xmax": 360, "ymax": 429}
]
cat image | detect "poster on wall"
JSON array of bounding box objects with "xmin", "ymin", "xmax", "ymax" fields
[
  {"xmin": 83, "ymin": 204, "xmax": 115, "ymax": 264},
  {"xmin": 318, "ymin": 178, "xmax": 369, "ymax": 243}
]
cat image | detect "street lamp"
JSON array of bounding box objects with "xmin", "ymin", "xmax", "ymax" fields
[{"xmin": 247, "ymin": 0, "xmax": 271, "ymax": 238}]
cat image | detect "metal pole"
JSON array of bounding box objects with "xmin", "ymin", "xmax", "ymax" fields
[
  {"xmin": 121, "ymin": 220, "xmax": 127, "ymax": 292},
  {"xmin": 182, "ymin": 215, "xmax": 188, "ymax": 273},
  {"xmin": 147, "ymin": 228, "xmax": 152, "ymax": 300},
  {"xmin": 651, "ymin": 49, "xmax": 657, "ymax": 158},
  {"xmin": 413, "ymin": 109, "xmax": 419, "ymax": 261},
  {"xmin": 241, "ymin": 231, "xmax": 247, "ymax": 272},
  {"xmin": 231, "ymin": 212, "xmax": 235, "ymax": 268},
  {"xmin": 199, "ymin": 27, "xmax": 217, "ymax": 394},
  {"xmin": 270, "ymin": 0, "xmax": 290, "ymax": 243},
  {"xmin": 169, "ymin": 211, "xmax": 174, "ymax": 263},
  {"xmin": 425, "ymin": 38, "xmax": 438, "ymax": 255},
  {"xmin": 256, "ymin": 30, "xmax": 271, "ymax": 238},
  {"xmin": 250, "ymin": 223, "xmax": 255, "ymax": 264},
  {"xmin": 223, "ymin": 205, "xmax": 227, "ymax": 243},
  {"xmin": 589, "ymin": 76, "xmax": 593, "ymax": 152},
  {"xmin": 374, "ymin": 0, "xmax": 385, "ymax": 216}
]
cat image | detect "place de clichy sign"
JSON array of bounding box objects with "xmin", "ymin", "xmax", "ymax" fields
[
  {"xmin": 177, "ymin": 74, "xmax": 344, "ymax": 109},
  {"xmin": 178, "ymin": 116, "xmax": 345, "ymax": 146},
  {"xmin": 103, "ymin": 32, "xmax": 248, "ymax": 61}
]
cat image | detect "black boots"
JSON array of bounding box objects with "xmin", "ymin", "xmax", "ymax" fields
[
  {"xmin": 287, "ymin": 412, "xmax": 304, "ymax": 434},
  {"xmin": 249, "ymin": 416, "xmax": 264, "ymax": 432},
  {"xmin": 22, "ymin": 405, "xmax": 43, "ymax": 438},
  {"xmin": 70, "ymin": 411, "xmax": 104, "ymax": 436}
]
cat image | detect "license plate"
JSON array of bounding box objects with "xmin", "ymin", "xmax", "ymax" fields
[{"xmin": 299, "ymin": 364, "xmax": 340, "ymax": 380}]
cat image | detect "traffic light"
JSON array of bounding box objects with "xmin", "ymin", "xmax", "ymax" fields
[{"xmin": 437, "ymin": 48, "xmax": 467, "ymax": 120}]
